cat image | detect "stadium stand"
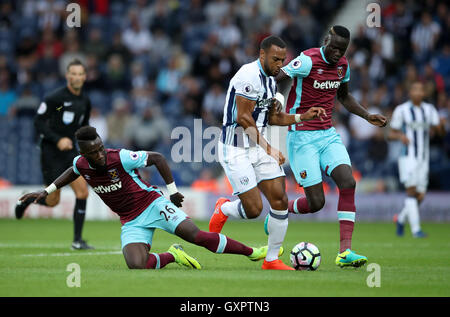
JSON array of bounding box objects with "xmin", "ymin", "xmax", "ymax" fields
[{"xmin": 0, "ymin": 0, "xmax": 449, "ymax": 192}]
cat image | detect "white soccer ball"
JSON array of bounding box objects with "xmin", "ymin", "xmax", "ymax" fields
[{"xmin": 290, "ymin": 242, "xmax": 321, "ymax": 271}]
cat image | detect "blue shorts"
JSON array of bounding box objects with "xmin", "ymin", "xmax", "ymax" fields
[
  {"xmin": 287, "ymin": 127, "xmax": 351, "ymax": 187},
  {"xmin": 120, "ymin": 197, "xmax": 188, "ymax": 249}
]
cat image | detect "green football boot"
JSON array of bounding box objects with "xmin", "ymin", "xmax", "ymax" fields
[
  {"xmin": 247, "ymin": 245, "xmax": 284, "ymax": 261},
  {"xmin": 168, "ymin": 244, "xmax": 202, "ymax": 269},
  {"xmin": 335, "ymin": 249, "xmax": 368, "ymax": 268}
]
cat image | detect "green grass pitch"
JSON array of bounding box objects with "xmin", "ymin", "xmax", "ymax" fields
[{"xmin": 0, "ymin": 218, "xmax": 449, "ymax": 297}]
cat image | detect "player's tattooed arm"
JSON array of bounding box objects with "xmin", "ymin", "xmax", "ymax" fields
[
  {"xmin": 19, "ymin": 167, "xmax": 79, "ymax": 203},
  {"xmin": 146, "ymin": 151, "xmax": 184, "ymax": 207},
  {"xmin": 337, "ymin": 82, "xmax": 387, "ymax": 127}
]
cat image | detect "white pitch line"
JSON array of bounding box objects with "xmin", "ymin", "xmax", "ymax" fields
[{"xmin": 21, "ymin": 251, "xmax": 122, "ymax": 257}]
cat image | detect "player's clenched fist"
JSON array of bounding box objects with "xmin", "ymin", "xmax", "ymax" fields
[
  {"xmin": 366, "ymin": 113, "xmax": 387, "ymax": 127},
  {"xmin": 170, "ymin": 192, "xmax": 184, "ymax": 207},
  {"xmin": 266, "ymin": 145, "xmax": 285, "ymax": 166}
]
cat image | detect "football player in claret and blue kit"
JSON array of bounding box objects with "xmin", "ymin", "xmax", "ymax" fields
[
  {"xmin": 275, "ymin": 25, "xmax": 387, "ymax": 267},
  {"xmin": 19, "ymin": 126, "xmax": 276, "ymax": 270}
]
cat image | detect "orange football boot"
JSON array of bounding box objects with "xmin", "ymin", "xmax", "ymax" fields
[
  {"xmin": 262, "ymin": 259, "xmax": 295, "ymax": 271},
  {"xmin": 208, "ymin": 197, "xmax": 230, "ymax": 233}
]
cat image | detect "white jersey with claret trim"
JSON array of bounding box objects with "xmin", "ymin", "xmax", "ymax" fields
[
  {"xmin": 390, "ymin": 101, "xmax": 440, "ymax": 162},
  {"xmin": 221, "ymin": 59, "xmax": 277, "ymax": 148}
]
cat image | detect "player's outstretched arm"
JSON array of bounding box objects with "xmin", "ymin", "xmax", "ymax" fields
[
  {"xmin": 337, "ymin": 82, "xmax": 387, "ymax": 127},
  {"xmin": 268, "ymin": 101, "xmax": 326, "ymax": 126},
  {"xmin": 18, "ymin": 167, "xmax": 79, "ymax": 203},
  {"xmin": 146, "ymin": 151, "xmax": 184, "ymax": 207}
]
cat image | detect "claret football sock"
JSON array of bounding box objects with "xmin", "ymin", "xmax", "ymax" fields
[
  {"xmin": 146, "ymin": 252, "xmax": 175, "ymax": 269},
  {"xmin": 337, "ymin": 188, "xmax": 356, "ymax": 253},
  {"xmin": 194, "ymin": 230, "xmax": 253, "ymax": 256},
  {"xmin": 288, "ymin": 196, "xmax": 310, "ymax": 214}
]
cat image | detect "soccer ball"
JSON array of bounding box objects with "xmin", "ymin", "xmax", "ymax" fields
[{"xmin": 290, "ymin": 242, "xmax": 321, "ymax": 271}]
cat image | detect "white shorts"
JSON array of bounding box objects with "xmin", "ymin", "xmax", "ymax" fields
[
  {"xmin": 398, "ymin": 156, "xmax": 429, "ymax": 193},
  {"xmin": 218, "ymin": 141, "xmax": 285, "ymax": 196}
]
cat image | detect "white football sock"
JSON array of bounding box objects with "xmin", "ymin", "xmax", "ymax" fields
[
  {"xmin": 405, "ymin": 197, "xmax": 421, "ymax": 234},
  {"xmin": 221, "ymin": 199, "xmax": 247, "ymax": 219},
  {"xmin": 266, "ymin": 208, "xmax": 288, "ymax": 262},
  {"xmin": 397, "ymin": 200, "xmax": 409, "ymax": 224}
]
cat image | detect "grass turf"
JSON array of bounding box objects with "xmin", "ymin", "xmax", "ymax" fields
[{"xmin": 0, "ymin": 218, "xmax": 449, "ymax": 297}]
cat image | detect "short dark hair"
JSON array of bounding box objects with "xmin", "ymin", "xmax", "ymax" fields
[
  {"xmin": 329, "ymin": 25, "xmax": 350, "ymax": 39},
  {"xmin": 66, "ymin": 58, "xmax": 86, "ymax": 72},
  {"xmin": 260, "ymin": 35, "xmax": 286, "ymax": 51},
  {"xmin": 75, "ymin": 126, "xmax": 99, "ymax": 141}
]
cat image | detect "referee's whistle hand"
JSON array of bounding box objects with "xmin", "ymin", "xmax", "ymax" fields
[{"xmin": 57, "ymin": 137, "xmax": 73, "ymax": 151}]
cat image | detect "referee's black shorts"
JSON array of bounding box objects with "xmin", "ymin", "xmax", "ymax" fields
[{"xmin": 40, "ymin": 142, "xmax": 79, "ymax": 186}]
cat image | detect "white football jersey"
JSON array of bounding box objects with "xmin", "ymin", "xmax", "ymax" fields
[
  {"xmin": 221, "ymin": 59, "xmax": 277, "ymax": 148},
  {"xmin": 390, "ymin": 101, "xmax": 440, "ymax": 162}
]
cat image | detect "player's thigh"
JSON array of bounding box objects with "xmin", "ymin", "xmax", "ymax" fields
[
  {"xmin": 137, "ymin": 197, "xmax": 189, "ymax": 238},
  {"xmin": 122, "ymin": 243, "xmax": 150, "ymax": 269},
  {"xmin": 218, "ymin": 142, "xmax": 258, "ymax": 196},
  {"xmin": 287, "ymin": 138, "xmax": 322, "ymax": 187},
  {"xmin": 319, "ymin": 133, "xmax": 351, "ymax": 179},
  {"xmin": 69, "ymin": 176, "xmax": 89, "ymax": 199}
]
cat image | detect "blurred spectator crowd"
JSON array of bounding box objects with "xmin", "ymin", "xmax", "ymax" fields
[{"xmin": 0, "ymin": 0, "xmax": 449, "ymax": 192}]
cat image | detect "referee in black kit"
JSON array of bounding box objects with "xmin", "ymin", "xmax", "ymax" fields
[{"xmin": 15, "ymin": 59, "xmax": 94, "ymax": 250}]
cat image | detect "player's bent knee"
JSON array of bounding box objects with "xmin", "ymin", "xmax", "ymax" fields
[
  {"xmin": 76, "ymin": 192, "xmax": 89, "ymax": 200},
  {"xmin": 338, "ymin": 177, "xmax": 356, "ymax": 190},
  {"xmin": 127, "ymin": 262, "xmax": 146, "ymax": 270},
  {"xmin": 309, "ymin": 197, "xmax": 325, "ymax": 213},
  {"xmin": 125, "ymin": 256, "xmax": 146, "ymax": 269},
  {"xmin": 270, "ymin": 195, "xmax": 289, "ymax": 211},
  {"xmin": 245, "ymin": 205, "xmax": 262, "ymax": 219},
  {"xmin": 75, "ymin": 189, "xmax": 89, "ymax": 200},
  {"xmin": 45, "ymin": 196, "xmax": 60, "ymax": 207}
]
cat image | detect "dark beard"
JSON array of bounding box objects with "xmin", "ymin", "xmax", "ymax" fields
[{"xmin": 264, "ymin": 60, "xmax": 273, "ymax": 76}]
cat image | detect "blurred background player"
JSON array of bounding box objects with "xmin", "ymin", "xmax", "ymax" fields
[
  {"xmin": 19, "ymin": 126, "xmax": 275, "ymax": 270},
  {"xmin": 275, "ymin": 26, "xmax": 387, "ymax": 267},
  {"xmin": 209, "ymin": 35, "xmax": 324, "ymax": 270},
  {"xmin": 15, "ymin": 59, "xmax": 93, "ymax": 250},
  {"xmin": 388, "ymin": 81, "xmax": 445, "ymax": 238}
]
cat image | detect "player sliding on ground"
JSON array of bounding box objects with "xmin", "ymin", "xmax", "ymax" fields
[
  {"xmin": 209, "ymin": 35, "xmax": 325, "ymax": 270},
  {"xmin": 19, "ymin": 126, "xmax": 275, "ymax": 270},
  {"xmin": 275, "ymin": 26, "xmax": 387, "ymax": 267}
]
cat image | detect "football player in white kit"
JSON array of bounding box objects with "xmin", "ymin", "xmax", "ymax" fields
[
  {"xmin": 209, "ymin": 35, "xmax": 325, "ymax": 270},
  {"xmin": 388, "ymin": 81, "xmax": 445, "ymax": 237}
]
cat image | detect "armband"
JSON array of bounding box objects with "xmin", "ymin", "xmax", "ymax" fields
[
  {"xmin": 166, "ymin": 182, "xmax": 178, "ymax": 195},
  {"xmin": 44, "ymin": 183, "xmax": 57, "ymax": 195}
]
